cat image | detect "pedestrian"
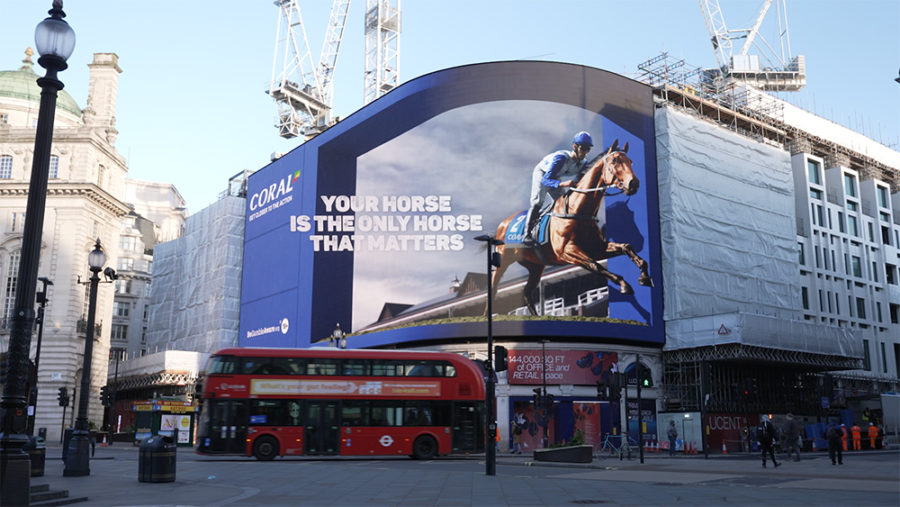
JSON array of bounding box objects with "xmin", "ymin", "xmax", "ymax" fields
[
  {"xmin": 825, "ymin": 423, "xmax": 843, "ymax": 465},
  {"xmin": 511, "ymin": 419, "xmax": 523, "ymax": 454},
  {"xmin": 667, "ymin": 420, "xmax": 678, "ymax": 456},
  {"xmin": 757, "ymin": 415, "xmax": 780, "ymax": 468},
  {"xmin": 850, "ymin": 422, "xmax": 862, "ymax": 450},
  {"xmin": 781, "ymin": 413, "xmax": 802, "ymax": 462},
  {"xmin": 522, "ymin": 131, "xmax": 594, "ymax": 246},
  {"xmin": 867, "ymin": 422, "xmax": 879, "ymax": 450}
]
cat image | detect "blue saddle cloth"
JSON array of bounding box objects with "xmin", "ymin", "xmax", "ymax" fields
[{"xmin": 504, "ymin": 212, "xmax": 550, "ymax": 247}]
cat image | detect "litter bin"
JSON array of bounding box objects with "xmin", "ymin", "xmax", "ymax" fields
[
  {"xmin": 23, "ymin": 436, "xmax": 46, "ymax": 477},
  {"xmin": 138, "ymin": 435, "xmax": 176, "ymax": 483}
]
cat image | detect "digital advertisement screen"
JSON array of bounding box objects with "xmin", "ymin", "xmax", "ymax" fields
[{"xmin": 241, "ymin": 61, "xmax": 663, "ymax": 348}]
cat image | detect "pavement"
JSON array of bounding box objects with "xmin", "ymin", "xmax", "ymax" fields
[{"xmin": 19, "ymin": 442, "xmax": 900, "ymax": 506}]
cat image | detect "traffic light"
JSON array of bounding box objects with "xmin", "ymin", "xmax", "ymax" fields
[
  {"xmin": 532, "ymin": 388, "xmax": 542, "ymax": 408},
  {"xmin": 639, "ymin": 365, "xmax": 653, "ymax": 388},
  {"xmin": 596, "ymin": 380, "xmax": 607, "ymax": 400},
  {"xmin": 100, "ymin": 385, "xmax": 110, "ymax": 406},
  {"xmin": 57, "ymin": 387, "xmax": 69, "ymax": 407},
  {"xmin": 494, "ymin": 346, "xmax": 508, "ymax": 372}
]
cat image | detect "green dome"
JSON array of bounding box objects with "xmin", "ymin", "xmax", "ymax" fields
[{"xmin": 0, "ymin": 53, "xmax": 81, "ymax": 117}]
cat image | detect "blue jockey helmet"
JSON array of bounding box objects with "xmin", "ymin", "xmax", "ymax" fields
[{"xmin": 573, "ymin": 131, "xmax": 593, "ymax": 147}]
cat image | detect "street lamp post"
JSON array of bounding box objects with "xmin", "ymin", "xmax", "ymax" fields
[
  {"xmin": 475, "ymin": 234, "xmax": 503, "ymax": 477},
  {"xmin": 64, "ymin": 239, "xmax": 106, "ymax": 476},
  {"xmin": 0, "ymin": 1, "xmax": 75, "ymax": 502},
  {"xmin": 540, "ymin": 339, "xmax": 549, "ymax": 448},
  {"xmin": 26, "ymin": 277, "xmax": 53, "ymax": 436}
]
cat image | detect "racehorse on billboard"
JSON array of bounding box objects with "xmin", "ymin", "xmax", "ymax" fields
[{"xmin": 489, "ymin": 140, "xmax": 653, "ymax": 316}]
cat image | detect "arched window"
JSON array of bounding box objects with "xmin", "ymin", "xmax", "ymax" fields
[
  {"xmin": 3, "ymin": 250, "xmax": 21, "ymax": 320},
  {"xmin": 49, "ymin": 155, "xmax": 59, "ymax": 178},
  {"xmin": 0, "ymin": 155, "xmax": 12, "ymax": 179}
]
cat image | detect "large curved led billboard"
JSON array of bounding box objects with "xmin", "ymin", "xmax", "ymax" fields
[{"xmin": 241, "ymin": 61, "xmax": 662, "ymax": 348}]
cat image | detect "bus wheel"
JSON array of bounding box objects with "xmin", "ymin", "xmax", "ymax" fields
[
  {"xmin": 412, "ymin": 435, "xmax": 437, "ymax": 460},
  {"xmin": 253, "ymin": 436, "xmax": 279, "ymax": 461}
]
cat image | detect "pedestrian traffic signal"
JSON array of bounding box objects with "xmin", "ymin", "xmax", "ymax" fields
[
  {"xmin": 57, "ymin": 386, "xmax": 69, "ymax": 407},
  {"xmin": 494, "ymin": 346, "xmax": 508, "ymax": 372}
]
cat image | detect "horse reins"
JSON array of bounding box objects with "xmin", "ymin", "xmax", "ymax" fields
[{"xmin": 553, "ymin": 150, "xmax": 627, "ymax": 220}]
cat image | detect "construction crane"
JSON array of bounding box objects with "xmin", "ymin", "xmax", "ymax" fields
[
  {"xmin": 698, "ymin": 0, "xmax": 805, "ymax": 91},
  {"xmin": 268, "ymin": 0, "xmax": 401, "ymax": 140}
]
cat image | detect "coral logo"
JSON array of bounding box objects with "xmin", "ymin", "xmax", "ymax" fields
[{"xmin": 249, "ymin": 172, "xmax": 296, "ymax": 211}]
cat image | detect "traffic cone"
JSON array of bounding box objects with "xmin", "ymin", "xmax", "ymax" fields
[
  {"xmin": 721, "ymin": 441, "xmax": 727, "ymax": 455},
  {"xmin": 652, "ymin": 439, "xmax": 657, "ymax": 453},
  {"xmin": 101, "ymin": 434, "xmax": 107, "ymax": 447}
]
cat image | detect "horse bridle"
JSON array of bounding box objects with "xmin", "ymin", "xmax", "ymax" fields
[
  {"xmin": 552, "ymin": 150, "xmax": 628, "ymax": 221},
  {"xmin": 568, "ymin": 150, "xmax": 628, "ymax": 197}
]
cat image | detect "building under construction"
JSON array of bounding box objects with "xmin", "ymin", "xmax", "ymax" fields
[{"xmin": 636, "ymin": 53, "xmax": 899, "ymax": 435}]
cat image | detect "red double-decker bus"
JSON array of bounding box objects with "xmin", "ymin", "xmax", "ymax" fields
[{"xmin": 195, "ymin": 348, "xmax": 486, "ymax": 460}]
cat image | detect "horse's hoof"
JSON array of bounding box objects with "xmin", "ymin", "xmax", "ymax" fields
[
  {"xmin": 620, "ymin": 285, "xmax": 634, "ymax": 295},
  {"xmin": 639, "ymin": 275, "xmax": 653, "ymax": 287}
]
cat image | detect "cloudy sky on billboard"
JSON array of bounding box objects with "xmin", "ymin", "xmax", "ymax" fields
[{"xmin": 353, "ymin": 100, "xmax": 606, "ymax": 329}]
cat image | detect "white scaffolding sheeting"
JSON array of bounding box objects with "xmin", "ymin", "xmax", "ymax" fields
[
  {"xmin": 656, "ymin": 107, "xmax": 859, "ymax": 357},
  {"xmin": 147, "ymin": 196, "xmax": 245, "ymax": 354}
]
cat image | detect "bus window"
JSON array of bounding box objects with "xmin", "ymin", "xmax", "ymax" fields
[
  {"xmin": 208, "ymin": 355, "xmax": 239, "ymax": 374},
  {"xmin": 342, "ymin": 360, "xmax": 368, "ymax": 376},
  {"xmin": 342, "ymin": 401, "xmax": 365, "ymax": 426},
  {"xmin": 406, "ymin": 361, "xmax": 436, "ymax": 377},
  {"xmin": 444, "ymin": 364, "xmax": 456, "ymax": 377},
  {"xmin": 307, "ymin": 359, "xmax": 338, "ymax": 375},
  {"xmin": 272, "ymin": 357, "xmax": 305, "ymax": 375},
  {"xmin": 371, "ymin": 402, "xmax": 403, "ymax": 426},
  {"xmin": 371, "ymin": 360, "xmax": 398, "ymax": 377},
  {"xmin": 242, "ymin": 358, "xmax": 272, "ymax": 375},
  {"xmin": 250, "ymin": 399, "xmax": 285, "ymax": 426}
]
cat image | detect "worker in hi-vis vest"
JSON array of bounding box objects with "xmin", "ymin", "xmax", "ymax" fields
[{"xmin": 850, "ymin": 423, "xmax": 862, "ymax": 451}]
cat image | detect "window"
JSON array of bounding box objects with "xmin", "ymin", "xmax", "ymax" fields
[
  {"xmin": 114, "ymin": 279, "xmax": 132, "ymax": 294},
  {"xmin": 114, "ymin": 301, "xmax": 130, "ymax": 317},
  {"xmin": 843, "ymin": 173, "xmax": 857, "ymax": 197},
  {"xmin": 855, "ymin": 298, "xmax": 866, "ymax": 319},
  {"xmin": 880, "ymin": 343, "xmax": 888, "ymax": 373},
  {"xmin": 798, "ymin": 243, "xmax": 805, "ymax": 265},
  {"xmin": 809, "ymin": 188, "xmax": 822, "ymax": 200},
  {"xmin": 867, "ymin": 222, "xmax": 874, "ymax": 242},
  {"xmin": 862, "ymin": 339, "xmax": 871, "ymax": 370},
  {"xmin": 887, "ymin": 264, "xmax": 898, "ymax": 285},
  {"xmin": 838, "ymin": 212, "xmax": 845, "ymax": 233},
  {"xmin": 801, "ymin": 287, "xmax": 809, "ymax": 310},
  {"xmin": 814, "ymin": 246, "xmax": 821, "ymax": 268},
  {"xmin": 876, "ymin": 186, "xmax": 889, "ymax": 208},
  {"xmin": 871, "ymin": 261, "xmax": 878, "ymax": 282},
  {"xmin": 818, "ymin": 290, "xmax": 824, "ymax": 311},
  {"xmin": 0, "ymin": 155, "xmax": 12, "ymax": 179},
  {"xmin": 117, "ymin": 258, "xmax": 134, "ymax": 271},
  {"xmin": 807, "ymin": 160, "xmax": 821, "ymax": 185},
  {"xmin": 97, "ymin": 164, "xmax": 106, "ymax": 187},
  {"xmin": 890, "ymin": 303, "xmax": 899, "ymax": 324},
  {"xmin": 3, "ymin": 250, "xmax": 21, "ymax": 320},
  {"xmin": 0, "ymin": 113, "xmax": 8, "ymax": 124},
  {"xmin": 9, "ymin": 212, "xmax": 26, "ymax": 232},
  {"xmin": 834, "ymin": 293, "xmax": 840, "ymax": 315},
  {"xmin": 848, "ymin": 215, "xmax": 859, "ymax": 237},
  {"xmin": 851, "ymin": 256, "xmax": 862, "ymax": 277},
  {"xmin": 49, "ymin": 155, "xmax": 59, "ymax": 178},
  {"xmin": 111, "ymin": 324, "xmax": 128, "ymax": 341},
  {"xmin": 876, "ymin": 302, "xmax": 882, "ymax": 323},
  {"xmin": 119, "ymin": 236, "xmax": 137, "ymax": 252},
  {"xmin": 847, "ymin": 201, "xmax": 858, "ymax": 212}
]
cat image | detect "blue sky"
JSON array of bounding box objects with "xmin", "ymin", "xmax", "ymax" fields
[{"xmin": 2, "ymin": 0, "xmax": 898, "ymax": 214}]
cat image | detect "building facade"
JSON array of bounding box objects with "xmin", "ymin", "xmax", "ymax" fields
[{"xmin": 0, "ymin": 50, "xmax": 185, "ymax": 442}]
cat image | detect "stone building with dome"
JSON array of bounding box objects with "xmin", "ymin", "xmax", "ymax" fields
[{"xmin": 0, "ymin": 49, "xmax": 185, "ymax": 442}]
